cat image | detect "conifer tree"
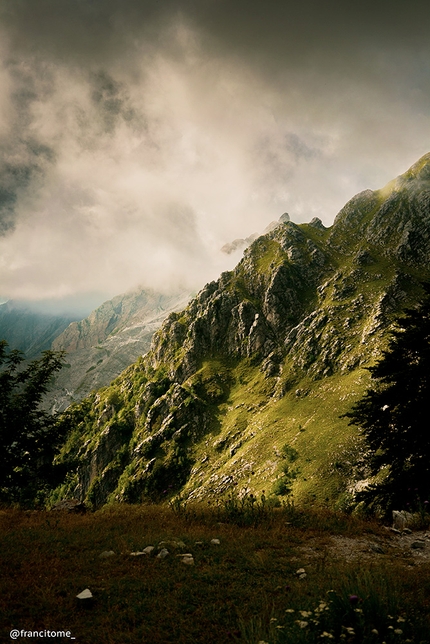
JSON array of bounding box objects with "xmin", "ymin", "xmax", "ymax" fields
[
  {"xmin": 0, "ymin": 340, "xmax": 67, "ymax": 505},
  {"xmin": 347, "ymin": 285, "xmax": 430, "ymax": 512}
]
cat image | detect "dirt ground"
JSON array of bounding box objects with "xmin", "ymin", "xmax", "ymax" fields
[{"xmin": 297, "ymin": 528, "xmax": 430, "ymax": 566}]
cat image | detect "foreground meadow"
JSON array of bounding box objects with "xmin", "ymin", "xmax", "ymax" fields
[{"xmin": 1, "ymin": 502, "xmax": 430, "ymax": 643}]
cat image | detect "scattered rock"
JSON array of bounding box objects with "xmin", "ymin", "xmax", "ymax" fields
[
  {"xmin": 99, "ymin": 550, "xmax": 115, "ymax": 559},
  {"xmin": 389, "ymin": 527, "xmax": 401, "ymax": 534},
  {"xmin": 142, "ymin": 546, "xmax": 155, "ymax": 555},
  {"xmin": 211, "ymin": 539, "xmax": 220, "ymax": 545},
  {"xmin": 369, "ymin": 544, "xmax": 385, "ymax": 554},
  {"xmin": 51, "ymin": 499, "xmax": 86, "ymax": 513},
  {"xmin": 157, "ymin": 548, "xmax": 169, "ymax": 559},
  {"xmin": 295, "ymin": 568, "xmax": 307, "ymax": 578},
  {"xmin": 158, "ymin": 540, "xmax": 186, "ymax": 550},
  {"xmin": 176, "ymin": 554, "xmax": 194, "ymax": 565},
  {"xmin": 76, "ymin": 588, "xmax": 93, "ymax": 600}
]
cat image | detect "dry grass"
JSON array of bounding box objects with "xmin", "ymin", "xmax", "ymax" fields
[{"xmin": 1, "ymin": 504, "xmax": 429, "ymax": 643}]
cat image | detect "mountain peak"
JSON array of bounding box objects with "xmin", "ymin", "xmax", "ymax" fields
[
  {"xmin": 52, "ymin": 153, "xmax": 430, "ymax": 510},
  {"xmin": 399, "ymin": 151, "xmax": 430, "ymax": 182}
]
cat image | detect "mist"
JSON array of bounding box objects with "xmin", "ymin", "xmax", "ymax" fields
[{"xmin": 0, "ymin": 0, "xmax": 429, "ymax": 312}]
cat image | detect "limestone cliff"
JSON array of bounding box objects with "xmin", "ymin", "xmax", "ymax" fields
[
  {"xmin": 46, "ymin": 289, "xmax": 191, "ymax": 412},
  {"xmin": 52, "ymin": 153, "xmax": 430, "ymax": 509}
]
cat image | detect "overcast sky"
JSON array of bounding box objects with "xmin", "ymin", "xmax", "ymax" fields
[{"xmin": 0, "ymin": 0, "xmax": 429, "ymax": 313}]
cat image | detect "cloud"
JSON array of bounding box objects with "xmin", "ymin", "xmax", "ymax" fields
[{"xmin": 0, "ymin": 0, "xmax": 429, "ymax": 308}]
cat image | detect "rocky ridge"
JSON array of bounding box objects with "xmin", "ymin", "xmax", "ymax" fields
[
  {"xmin": 45, "ymin": 289, "xmax": 191, "ymax": 412},
  {"xmin": 52, "ymin": 153, "xmax": 430, "ymax": 510}
]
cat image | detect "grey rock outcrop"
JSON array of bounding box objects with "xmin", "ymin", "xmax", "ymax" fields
[{"xmin": 45, "ymin": 289, "xmax": 191, "ymax": 412}]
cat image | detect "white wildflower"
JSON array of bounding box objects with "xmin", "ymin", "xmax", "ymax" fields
[{"xmin": 295, "ymin": 620, "xmax": 309, "ymax": 629}]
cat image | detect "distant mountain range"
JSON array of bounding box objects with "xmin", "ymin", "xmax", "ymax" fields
[
  {"xmin": 51, "ymin": 152, "xmax": 430, "ymax": 510},
  {"xmin": 47, "ymin": 289, "xmax": 191, "ymax": 411},
  {"xmin": 0, "ymin": 289, "xmax": 191, "ymax": 413},
  {"xmin": 0, "ymin": 301, "xmax": 77, "ymax": 359}
]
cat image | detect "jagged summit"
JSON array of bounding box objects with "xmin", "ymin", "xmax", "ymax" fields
[
  {"xmin": 398, "ymin": 151, "xmax": 430, "ymax": 182},
  {"xmin": 329, "ymin": 154, "xmax": 430, "ymax": 263},
  {"xmin": 221, "ymin": 212, "xmax": 292, "ymax": 254},
  {"xmin": 52, "ymin": 154, "xmax": 430, "ymax": 510}
]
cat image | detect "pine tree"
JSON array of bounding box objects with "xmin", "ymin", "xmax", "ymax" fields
[
  {"xmin": 0, "ymin": 340, "xmax": 67, "ymax": 505},
  {"xmin": 347, "ymin": 285, "xmax": 430, "ymax": 512}
]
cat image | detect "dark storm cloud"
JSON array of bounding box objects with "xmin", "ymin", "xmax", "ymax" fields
[
  {"xmin": 0, "ymin": 55, "xmax": 57, "ymax": 233},
  {"xmin": 0, "ymin": 0, "xmax": 429, "ymax": 304},
  {"xmin": 2, "ymin": 1, "xmax": 429, "ymax": 81}
]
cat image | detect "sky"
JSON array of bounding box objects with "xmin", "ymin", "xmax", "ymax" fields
[{"xmin": 0, "ymin": 0, "xmax": 429, "ymax": 314}]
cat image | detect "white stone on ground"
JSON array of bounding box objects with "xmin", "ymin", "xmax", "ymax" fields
[
  {"xmin": 76, "ymin": 589, "xmax": 93, "ymax": 599},
  {"xmin": 176, "ymin": 554, "xmax": 194, "ymax": 565}
]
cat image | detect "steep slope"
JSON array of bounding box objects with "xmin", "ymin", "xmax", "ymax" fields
[
  {"xmin": 52, "ymin": 153, "xmax": 430, "ymax": 509},
  {"xmin": 0, "ymin": 301, "xmax": 77, "ymax": 359},
  {"xmin": 45, "ymin": 289, "xmax": 191, "ymax": 412}
]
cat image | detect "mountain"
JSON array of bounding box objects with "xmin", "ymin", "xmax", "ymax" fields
[
  {"xmin": 0, "ymin": 301, "xmax": 78, "ymax": 359},
  {"xmin": 52, "ymin": 153, "xmax": 430, "ymax": 510},
  {"xmin": 220, "ymin": 212, "xmax": 291, "ymax": 254},
  {"xmin": 45, "ymin": 289, "xmax": 192, "ymax": 412}
]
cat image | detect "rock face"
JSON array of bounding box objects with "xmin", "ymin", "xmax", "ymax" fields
[
  {"xmin": 52, "ymin": 153, "xmax": 430, "ymax": 509},
  {"xmin": 45, "ymin": 289, "xmax": 191, "ymax": 412}
]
